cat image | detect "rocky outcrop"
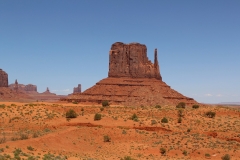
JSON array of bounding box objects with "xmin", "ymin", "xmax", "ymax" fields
[
  {"xmin": 0, "ymin": 69, "xmax": 8, "ymax": 87},
  {"xmin": 108, "ymin": 42, "xmax": 162, "ymax": 80},
  {"xmin": 73, "ymin": 84, "xmax": 81, "ymax": 93},
  {"xmin": 62, "ymin": 42, "xmax": 197, "ymax": 106}
]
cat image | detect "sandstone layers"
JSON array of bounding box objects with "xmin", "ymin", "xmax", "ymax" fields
[{"xmin": 64, "ymin": 42, "xmax": 197, "ymax": 106}]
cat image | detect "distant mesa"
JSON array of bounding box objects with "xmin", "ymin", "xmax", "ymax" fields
[
  {"xmin": 73, "ymin": 84, "xmax": 81, "ymax": 94},
  {"xmin": 62, "ymin": 42, "xmax": 197, "ymax": 106},
  {"xmin": 9, "ymin": 80, "xmax": 38, "ymax": 93}
]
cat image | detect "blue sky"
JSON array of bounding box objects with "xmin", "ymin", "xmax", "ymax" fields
[{"xmin": 0, "ymin": 0, "xmax": 239, "ymax": 103}]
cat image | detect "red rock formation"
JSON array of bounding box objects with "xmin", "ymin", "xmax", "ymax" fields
[
  {"xmin": 25, "ymin": 84, "xmax": 37, "ymax": 92},
  {"xmin": 62, "ymin": 42, "xmax": 197, "ymax": 106},
  {"xmin": 108, "ymin": 42, "xmax": 162, "ymax": 80},
  {"xmin": 0, "ymin": 69, "xmax": 8, "ymax": 87},
  {"xmin": 73, "ymin": 84, "xmax": 81, "ymax": 93}
]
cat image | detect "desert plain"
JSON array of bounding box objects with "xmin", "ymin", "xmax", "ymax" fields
[{"xmin": 0, "ymin": 101, "xmax": 239, "ymax": 160}]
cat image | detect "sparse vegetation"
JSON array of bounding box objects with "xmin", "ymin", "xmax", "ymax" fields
[
  {"xmin": 205, "ymin": 111, "xmax": 216, "ymax": 118},
  {"xmin": 205, "ymin": 153, "xmax": 210, "ymax": 157},
  {"xmin": 27, "ymin": 146, "xmax": 34, "ymax": 151},
  {"xmin": 155, "ymin": 104, "xmax": 161, "ymax": 109},
  {"xmin": 176, "ymin": 102, "xmax": 186, "ymax": 108},
  {"xmin": 94, "ymin": 113, "xmax": 102, "ymax": 121},
  {"xmin": 103, "ymin": 135, "xmax": 111, "ymax": 142},
  {"xmin": 221, "ymin": 154, "xmax": 231, "ymax": 160},
  {"xmin": 66, "ymin": 109, "xmax": 78, "ymax": 118},
  {"xmin": 102, "ymin": 100, "xmax": 109, "ymax": 107},
  {"xmin": 160, "ymin": 148, "xmax": 166, "ymax": 155},
  {"xmin": 182, "ymin": 150, "xmax": 188, "ymax": 156},
  {"xmin": 72, "ymin": 101, "xmax": 78, "ymax": 104},
  {"xmin": 131, "ymin": 113, "xmax": 138, "ymax": 122},
  {"xmin": 161, "ymin": 117, "xmax": 168, "ymax": 123},
  {"xmin": 178, "ymin": 117, "xmax": 182, "ymax": 123},
  {"xmin": 192, "ymin": 104, "xmax": 199, "ymax": 109},
  {"xmin": 121, "ymin": 156, "xmax": 135, "ymax": 160}
]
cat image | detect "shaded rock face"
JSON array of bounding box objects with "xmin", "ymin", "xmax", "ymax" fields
[
  {"xmin": 108, "ymin": 42, "xmax": 162, "ymax": 80},
  {"xmin": 0, "ymin": 69, "xmax": 8, "ymax": 87}
]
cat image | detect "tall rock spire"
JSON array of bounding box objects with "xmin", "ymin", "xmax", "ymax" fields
[
  {"xmin": 154, "ymin": 49, "xmax": 162, "ymax": 80},
  {"xmin": 14, "ymin": 79, "xmax": 18, "ymax": 92}
]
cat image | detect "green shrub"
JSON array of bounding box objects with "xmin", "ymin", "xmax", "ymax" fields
[
  {"xmin": 121, "ymin": 156, "xmax": 135, "ymax": 160},
  {"xmin": 221, "ymin": 154, "xmax": 230, "ymax": 160},
  {"xmin": 176, "ymin": 102, "xmax": 186, "ymax": 108},
  {"xmin": 178, "ymin": 117, "xmax": 182, "ymax": 123},
  {"xmin": 160, "ymin": 148, "xmax": 166, "ymax": 155},
  {"xmin": 205, "ymin": 111, "xmax": 216, "ymax": 118},
  {"xmin": 72, "ymin": 101, "xmax": 78, "ymax": 104},
  {"xmin": 178, "ymin": 109, "xmax": 184, "ymax": 117},
  {"xmin": 103, "ymin": 135, "xmax": 111, "ymax": 142},
  {"xmin": 0, "ymin": 104, "xmax": 5, "ymax": 109},
  {"xmin": 20, "ymin": 133, "xmax": 28, "ymax": 140},
  {"xmin": 155, "ymin": 105, "xmax": 161, "ymax": 109},
  {"xmin": 27, "ymin": 146, "xmax": 34, "ymax": 151},
  {"xmin": 102, "ymin": 100, "xmax": 109, "ymax": 107},
  {"xmin": 100, "ymin": 107, "xmax": 104, "ymax": 111},
  {"xmin": 192, "ymin": 104, "xmax": 199, "ymax": 109},
  {"xmin": 205, "ymin": 153, "xmax": 210, "ymax": 157},
  {"xmin": 183, "ymin": 150, "xmax": 188, "ymax": 156},
  {"xmin": 131, "ymin": 113, "xmax": 138, "ymax": 122},
  {"xmin": 65, "ymin": 109, "xmax": 77, "ymax": 118},
  {"xmin": 151, "ymin": 119, "xmax": 157, "ymax": 125},
  {"xmin": 94, "ymin": 113, "xmax": 102, "ymax": 121},
  {"xmin": 161, "ymin": 117, "xmax": 168, "ymax": 123}
]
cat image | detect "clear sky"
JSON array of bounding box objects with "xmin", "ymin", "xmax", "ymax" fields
[{"xmin": 1, "ymin": 0, "xmax": 239, "ymax": 104}]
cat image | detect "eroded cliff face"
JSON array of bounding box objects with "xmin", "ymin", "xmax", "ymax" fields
[
  {"xmin": 108, "ymin": 42, "xmax": 162, "ymax": 80},
  {"xmin": 0, "ymin": 69, "xmax": 8, "ymax": 87}
]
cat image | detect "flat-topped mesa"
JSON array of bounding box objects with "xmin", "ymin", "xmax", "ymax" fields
[
  {"xmin": 0, "ymin": 69, "xmax": 8, "ymax": 87},
  {"xmin": 108, "ymin": 42, "xmax": 162, "ymax": 80},
  {"xmin": 25, "ymin": 84, "xmax": 37, "ymax": 92}
]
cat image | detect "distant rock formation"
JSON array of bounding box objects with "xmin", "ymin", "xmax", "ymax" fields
[
  {"xmin": 25, "ymin": 84, "xmax": 37, "ymax": 92},
  {"xmin": 0, "ymin": 69, "xmax": 8, "ymax": 87},
  {"xmin": 73, "ymin": 84, "xmax": 81, "ymax": 93},
  {"xmin": 108, "ymin": 42, "xmax": 162, "ymax": 80},
  {"xmin": 41, "ymin": 87, "xmax": 56, "ymax": 95},
  {"xmin": 62, "ymin": 42, "xmax": 197, "ymax": 106},
  {"xmin": 0, "ymin": 70, "xmax": 33, "ymax": 101},
  {"xmin": 9, "ymin": 81, "xmax": 38, "ymax": 93}
]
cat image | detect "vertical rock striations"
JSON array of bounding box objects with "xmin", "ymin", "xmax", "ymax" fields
[{"xmin": 108, "ymin": 42, "xmax": 162, "ymax": 80}]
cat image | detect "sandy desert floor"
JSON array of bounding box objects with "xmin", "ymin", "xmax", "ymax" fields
[{"xmin": 0, "ymin": 101, "xmax": 239, "ymax": 160}]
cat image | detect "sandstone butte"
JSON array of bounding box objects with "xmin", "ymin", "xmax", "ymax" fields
[{"xmin": 63, "ymin": 42, "xmax": 197, "ymax": 106}]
